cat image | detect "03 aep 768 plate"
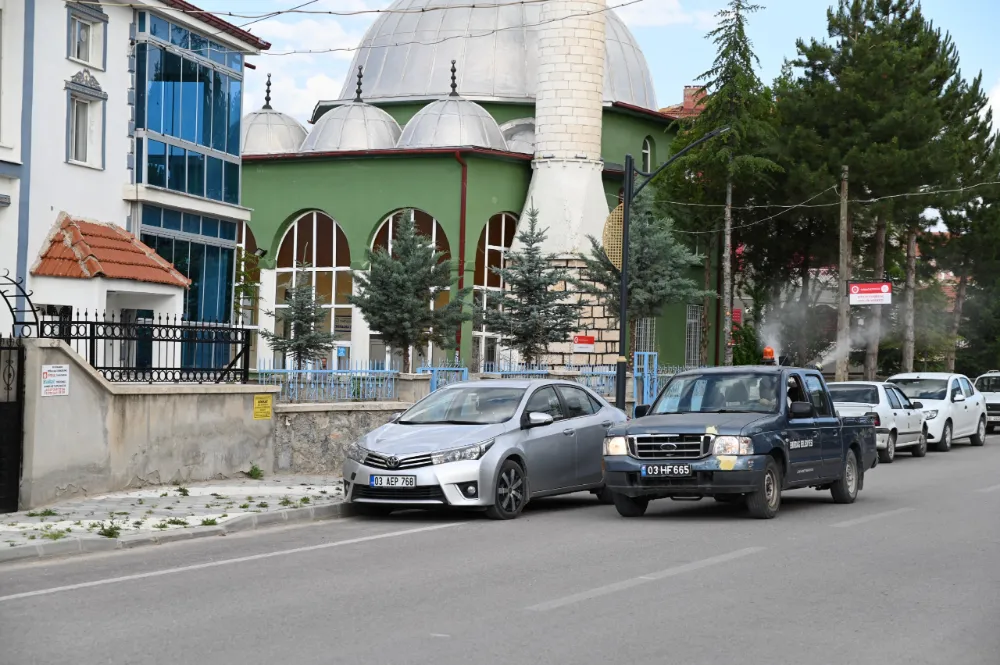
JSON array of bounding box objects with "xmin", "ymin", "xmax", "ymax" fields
[
  {"xmin": 369, "ymin": 475, "xmax": 416, "ymax": 488},
  {"xmin": 641, "ymin": 464, "xmax": 692, "ymax": 478}
]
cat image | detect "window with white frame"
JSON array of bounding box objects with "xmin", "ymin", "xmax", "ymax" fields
[
  {"xmin": 635, "ymin": 317, "xmax": 656, "ymax": 354},
  {"xmin": 65, "ymin": 69, "xmax": 107, "ymax": 169},
  {"xmin": 67, "ymin": 2, "xmax": 107, "ymax": 70},
  {"xmin": 641, "ymin": 137, "xmax": 653, "ymax": 172},
  {"xmin": 472, "ymin": 213, "xmax": 517, "ymax": 371},
  {"xmin": 685, "ymin": 304, "xmax": 703, "ymax": 368}
]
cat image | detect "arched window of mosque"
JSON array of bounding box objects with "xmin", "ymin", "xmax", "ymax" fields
[
  {"xmin": 472, "ymin": 212, "xmax": 518, "ymax": 371},
  {"xmin": 641, "ymin": 137, "xmax": 653, "ymax": 172},
  {"xmin": 273, "ymin": 211, "xmax": 353, "ymax": 367},
  {"xmin": 369, "ymin": 209, "xmax": 453, "ymax": 367}
]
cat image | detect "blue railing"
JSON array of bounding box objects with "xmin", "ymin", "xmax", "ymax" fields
[
  {"xmin": 257, "ymin": 361, "xmax": 397, "ymax": 402},
  {"xmin": 567, "ymin": 363, "xmax": 617, "ymax": 397},
  {"xmin": 417, "ymin": 365, "xmax": 469, "ymax": 391},
  {"xmin": 481, "ymin": 361, "xmax": 549, "ymax": 379}
]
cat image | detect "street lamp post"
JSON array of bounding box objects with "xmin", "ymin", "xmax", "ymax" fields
[{"xmin": 614, "ymin": 126, "xmax": 730, "ymax": 412}]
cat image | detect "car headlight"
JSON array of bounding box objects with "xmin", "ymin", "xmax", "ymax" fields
[
  {"xmin": 924, "ymin": 410, "xmax": 938, "ymax": 420},
  {"xmin": 603, "ymin": 436, "xmax": 628, "ymax": 456},
  {"xmin": 431, "ymin": 439, "xmax": 494, "ymax": 465},
  {"xmin": 345, "ymin": 442, "xmax": 369, "ymax": 463},
  {"xmin": 712, "ymin": 436, "xmax": 754, "ymax": 456}
]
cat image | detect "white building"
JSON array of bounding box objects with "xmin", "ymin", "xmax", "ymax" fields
[{"xmin": 0, "ymin": 0, "xmax": 268, "ymax": 337}]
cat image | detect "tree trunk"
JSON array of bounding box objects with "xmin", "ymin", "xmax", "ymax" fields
[
  {"xmin": 402, "ymin": 347, "xmax": 412, "ymax": 374},
  {"xmin": 700, "ymin": 241, "xmax": 712, "ymax": 366},
  {"xmin": 863, "ymin": 215, "xmax": 887, "ymax": 380},
  {"xmin": 901, "ymin": 228, "xmax": 918, "ymax": 372},
  {"xmin": 722, "ymin": 178, "xmax": 734, "ymax": 365},
  {"xmin": 945, "ymin": 267, "xmax": 968, "ymax": 372}
]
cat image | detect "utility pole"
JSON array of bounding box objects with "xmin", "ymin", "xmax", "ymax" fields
[
  {"xmin": 835, "ymin": 165, "xmax": 851, "ymax": 382},
  {"xmin": 722, "ymin": 176, "xmax": 734, "ymax": 366}
]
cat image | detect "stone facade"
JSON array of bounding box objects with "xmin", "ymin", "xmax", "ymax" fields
[{"xmin": 545, "ymin": 257, "xmax": 621, "ymax": 369}]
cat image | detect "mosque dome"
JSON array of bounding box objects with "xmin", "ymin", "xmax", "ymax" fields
[
  {"xmin": 335, "ymin": 0, "xmax": 657, "ymax": 110},
  {"xmin": 498, "ymin": 118, "xmax": 535, "ymax": 155},
  {"xmin": 299, "ymin": 102, "xmax": 402, "ymax": 152},
  {"xmin": 397, "ymin": 97, "xmax": 507, "ymax": 151},
  {"xmin": 240, "ymin": 76, "xmax": 308, "ymax": 155}
]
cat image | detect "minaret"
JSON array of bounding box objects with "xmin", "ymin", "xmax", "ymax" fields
[{"xmin": 518, "ymin": 0, "xmax": 613, "ymax": 368}]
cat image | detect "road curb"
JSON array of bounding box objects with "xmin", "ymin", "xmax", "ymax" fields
[{"xmin": 1, "ymin": 502, "xmax": 355, "ymax": 565}]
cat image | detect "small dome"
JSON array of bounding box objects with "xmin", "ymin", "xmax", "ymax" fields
[
  {"xmin": 499, "ymin": 118, "xmax": 535, "ymax": 155},
  {"xmin": 240, "ymin": 108, "xmax": 308, "ymax": 156},
  {"xmin": 397, "ymin": 98, "xmax": 507, "ymax": 150},
  {"xmin": 300, "ymin": 102, "xmax": 402, "ymax": 153}
]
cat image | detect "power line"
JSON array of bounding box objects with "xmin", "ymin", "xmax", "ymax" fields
[
  {"xmin": 80, "ymin": 0, "xmax": 552, "ymax": 19},
  {"xmin": 668, "ymin": 186, "xmax": 840, "ymax": 235}
]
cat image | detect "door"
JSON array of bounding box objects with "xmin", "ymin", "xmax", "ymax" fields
[
  {"xmin": 960, "ymin": 377, "xmax": 982, "ymax": 434},
  {"xmin": 521, "ymin": 386, "xmax": 577, "ymax": 493},
  {"xmin": 883, "ymin": 385, "xmax": 905, "ymax": 442},
  {"xmin": 889, "ymin": 386, "xmax": 919, "ymax": 444},
  {"xmin": 785, "ymin": 373, "xmax": 822, "ymax": 482},
  {"xmin": 555, "ymin": 384, "xmax": 608, "ymax": 486},
  {"xmin": 950, "ymin": 378, "xmax": 973, "ymax": 436},
  {"xmin": 0, "ymin": 339, "xmax": 24, "ymax": 513},
  {"xmin": 803, "ymin": 373, "xmax": 842, "ymax": 479}
]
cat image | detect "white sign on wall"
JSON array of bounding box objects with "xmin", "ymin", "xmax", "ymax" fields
[
  {"xmin": 572, "ymin": 335, "xmax": 596, "ymax": 353},
  {"xmin": 41, "ymin": 365, "xmax": 70, "ymax": 397}
]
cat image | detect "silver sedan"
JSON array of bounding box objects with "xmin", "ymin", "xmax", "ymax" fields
[{"xmin": 342, "ymin": 379, "xmax": 628, "ymax": 519}]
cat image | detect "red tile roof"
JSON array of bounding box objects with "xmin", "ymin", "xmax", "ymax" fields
[
  {"xmin": 160, "ymin": 0, "xmax": 271, "ymax": 51},
  {"xmin": 31, "ymin": 215, "xmax": 191, "ymax": 289},
  {"xmin": 660, "ymin": 86, "xmax": 707, "ymax": 119}
]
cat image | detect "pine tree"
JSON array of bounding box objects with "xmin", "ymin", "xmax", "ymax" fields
[
  {"xmin": 576, "ymin": 189, "xmax": 712, "ymax": 365},
  {"xmin": 260, "ymin": 262, "xmax": 335, "ymax": 370},
  {"xmin": 483, "ymin": 207, "xmax": 581, "ymax": 366},
  {"xmin": 349, "ymin": 212, "xmax": 471, "ymax": 373}
]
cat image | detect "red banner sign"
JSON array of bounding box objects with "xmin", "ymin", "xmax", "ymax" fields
[{"xmin": 849, "ymin": 282, "xmax": 892, "ymax": 305}]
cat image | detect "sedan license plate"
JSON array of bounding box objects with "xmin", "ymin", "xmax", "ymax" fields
[
  {"xmin": 641, "ymin": 464, "xmax": 692, "ymax": 478},
  {"xmin": 369, "ymin": 475, "xmax": 416, "ymax": 488}
]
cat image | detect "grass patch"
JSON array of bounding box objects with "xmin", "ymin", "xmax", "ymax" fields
[
  {"xmin": 96, "ymin": 521, "xmax": 122, "ymax": 539},
  {"xmin": 200, "ymin": 518, "xmax": 218, "ymax": 526},
  {"xmin": 246, "ymin": 463, "xmax": 264, "ymax": 480},
  {"xmin": 220, "ymin": 513, "xmax": 228, "ymax": 518},
  {"xmin": 300, "ymin": 497, "xmax": 310, "ymax": 505},
  {"xmin": 160, "ymin": 492, "xmax": 168, "ymax": 497},
  {"xmin": 26, "ymin": 509, "xmax": 58, "ymax": 517},
  {"xmin": 41, "ymin": 531, "xmax": 66, "ymax": 541},
  {"xmin": 279, "ymin": 496, "xmax": 294, "ymax": 507},
  {"xmin": 153, "ymin": 522, "xmax": 168, "ymax": 530},
  {"xmin": 257, "ymin": 501, "xmax": 269, "ymax": 509},
  {"xmin": 165, "ymin": 517, "xmax": 188, "ymax": 526},
  {"xmin": 28, "ymin": 535, "xmax": 36, "ymax": 540},
  {"xmin": 175, "ymin": 486, "xmax": 190, "ymax": 497}
]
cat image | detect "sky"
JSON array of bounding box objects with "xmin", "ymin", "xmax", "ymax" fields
[{"xmin": 192, "ymin": 0, "xmax": 1000, "ymax": 126}]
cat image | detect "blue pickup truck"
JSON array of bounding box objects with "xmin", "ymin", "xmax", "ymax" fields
[{"xmin": 603, "ymin": 366, "xmax": 878, "ymax": 519}]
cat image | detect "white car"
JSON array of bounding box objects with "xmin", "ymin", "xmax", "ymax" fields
[
  {"xmin": 973, "ymin": 371, "xmax": 1000, "ymax": 433},
  {"xmin": 888, "ymin": 373, "xmax": 988, "ymax": 452},
  {"xmin": 829, "ymin": 381, "xmax": 927, "ymax": 463}
]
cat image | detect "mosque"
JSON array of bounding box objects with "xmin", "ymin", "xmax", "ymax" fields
[{"xmin": 239, "ymin": 0, "xmax": 719, "ymax": 372}]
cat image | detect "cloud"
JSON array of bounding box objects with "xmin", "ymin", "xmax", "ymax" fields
[
  {"xmin": 987, "ymin": 77, "xmax": 1000, "ymax": 124},
  {"xmin": 614, "ymin": 0, "xmax": 717, "ymax": 29}
]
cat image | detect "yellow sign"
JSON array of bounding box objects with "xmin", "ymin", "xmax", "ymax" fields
[{"xmin": 253, "ymin": 394, "xmax": 273, "ymax": 420}]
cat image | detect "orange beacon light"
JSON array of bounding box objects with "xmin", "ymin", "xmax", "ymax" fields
[{"xmin": 762, "ymin": 346, "xmax": 776, "ymax": 364}]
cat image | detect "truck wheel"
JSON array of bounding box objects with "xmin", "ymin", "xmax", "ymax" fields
[
  {"xmin": 971, "ymin": 417, "xmax": 987, "ymax": 447},
  {"xmin": 746, "ymin": 459, "xmax": 781, "ymax": 519},
  {"xmin": 612, "ymin": 493, "xmax": 649, "ymax": 517},
  {"xmin": 912, "ymin": 429, "xmax": 928, "ymax": 457},
  {"xmin": 831, "ymin": 449, "xmax": 859, "ymax": 504},
  {"xmin": 936, "ymin": 422, "xmax": 952, "ymax": 452},
  {"xmin": 878, "ymin": 433, "xmax": 896, "ymax": 464}
]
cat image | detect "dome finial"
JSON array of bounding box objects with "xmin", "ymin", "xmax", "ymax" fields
[
  {"xmin": 263, "ymin": 73, "xmax": 272, "ymax": 110},
  {"xmin": 449, "ymin": 60, "xmax": 459, "ymax": 97},
  {"xmin": 354, "ymin": 66, "xmax": 364, "ymax": 102}
]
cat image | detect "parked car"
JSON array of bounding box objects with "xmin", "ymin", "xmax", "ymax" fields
[
  {"xmin": 888, "ymin": 372, "xmax": 987, "ymax": 451},
  {"xmin": 973, "ymin": 370, "xmax": 1000, "ymax": 432},
  {"xmin": 342, "ymin": 380, "xmax": 628, "ymax": 519},
  {"xmin": 829, "ymin": 381, "xmax": 928, "ymax": 463},
  {"xmin": 602, "ymin": 366, "xmax": 878, "ymax": 519}
]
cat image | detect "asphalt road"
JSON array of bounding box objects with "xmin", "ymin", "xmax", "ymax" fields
[{"xmin": 2, "ymin": 439, "xmax": 999, "ymax": 665}]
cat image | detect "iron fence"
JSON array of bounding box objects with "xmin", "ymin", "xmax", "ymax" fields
[
  {"xmin": 257, "ymin": 363, "xmax": 397, "ymax": 402},
  {"xmin": 566, "ymin": 363, "xmax": 617, "ymax": 397},
  {"xmin": 417, "ymin": 365, "xmax": 469, "ymax": 391},
  {"xmin": 37, "ymin": 310, "xmax": 251, "ymax": 383},
  {"xmin": 482, "ymin": 361, "xmax": 549, "ymax": 379}
]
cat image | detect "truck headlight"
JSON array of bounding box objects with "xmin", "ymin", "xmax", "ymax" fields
[
  {"xmin": 603, "ymin": 436, "xmax": 628, "ymax": 456},
  {"xmin": 431, "ymin": 440, "xmax": 494, "ymax": 465},
  {"xmin": 345, "ymin": 442, "xmax": 369, "ymax": 463},
  {"xmin": 712, "ymin": 436, "xmax": 753, "ymax": 456},
  {"xmin": 924, "ymin": 410, "xmax": 938, "ymax": 420}
]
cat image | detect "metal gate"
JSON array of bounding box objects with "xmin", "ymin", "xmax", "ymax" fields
[{"xmin": 0, "ymin": 336, "xmax": 24, "ymax": 513}]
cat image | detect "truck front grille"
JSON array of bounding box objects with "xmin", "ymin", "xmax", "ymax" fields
[
  {"xmin": 987, "ymin": 403, "xmax": 1000, "ymax": 413},
  {"xmin": 629, "ymin": 434, "xmax": 711, "ymax": 459}
]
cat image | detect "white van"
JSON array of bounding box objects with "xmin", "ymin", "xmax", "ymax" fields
[{"xmin": 974, "ymin": 371, "xmax": 1000, "ymax": 432}]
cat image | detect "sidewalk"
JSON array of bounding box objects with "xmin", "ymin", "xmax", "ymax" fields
[{"xmin": 1, "ymin": 475, "xmax": 346, "ymax": 564}]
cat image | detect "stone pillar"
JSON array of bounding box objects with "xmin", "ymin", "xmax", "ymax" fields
[
  {"xmin": 395, "ymin": 373, "xmax": 431, "ymax": 404},
  {"xmin": 350, "ymin": 274, "xmax": 371, "ymax": 369},
  {"xmin": 256, "ymin": 268, "xmax": 277, "ymax": 368}
]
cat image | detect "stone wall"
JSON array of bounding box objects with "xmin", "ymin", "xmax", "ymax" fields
[{"xmin": 546, "ymin": 257, "xmax": 621, "ymax": 369}]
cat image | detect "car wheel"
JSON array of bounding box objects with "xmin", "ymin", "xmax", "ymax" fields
[
  {"xmin": 485, "ymin": 459, "xmax": 527, "ymax": 520},
  {"xmin": 878, "ymin": 432, "xmax": 896, "ymax": 464},
  {"xmin": 831, "ymin": 449, "xmax": 860, "ymax": 504},
  {"xmin": 746, "ymin": 458, "xmax": 781, "ymax": 519},
  {"xmin": 936, "ymin": 421, "xmax": 953, "ymax": 452},
  {"xmin": 912, "ymin": 429, "xmax": 928, "ymax": 458},
  {"xmin": 612, "ymin": 492, "xmax": 649, "ymax": 517},
  {"xmin": 595, "ymin": 486, "xmax": 615, "ymax": 505},
  {"xmin": 971, "ymin": 417, "xmax": 987, "ymax": 447}
]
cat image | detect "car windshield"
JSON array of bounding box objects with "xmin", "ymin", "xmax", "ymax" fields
[
  {"xmin": 829, "ymin": 385, "xmax": 879, "ymax": 404},
  {"xmin": 397, "ymin": 386, "xmax": 526, "ymax": 425},
  {"xmin": 975, "ymin": 376, "xmax": 1000, "ymax": 393},
  {"xmin": 651, "ymin": 372, "xmax": 779, "ymax": 414},
  {"xmin": 892, "ymin": 378, "xmax": 948, "ymax": 400}
]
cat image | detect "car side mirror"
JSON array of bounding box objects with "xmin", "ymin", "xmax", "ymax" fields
[
  {"xmin": 524, "ymin": 412, "xmax": 554, "ymax": 429},
  {"xmin": 911, "ymin": 401, "xmax": 923, "ymax": 409},
  {"xmin": 633, "ymin": 404, "xmax": 652, "ymax": 419},
  {"xmin": 789, "ymin": 401, "xmax": 814, "ymax": 419},
  {"xmin": 953, "ymin": 393, "xmax": 966, "ymax": 403}
]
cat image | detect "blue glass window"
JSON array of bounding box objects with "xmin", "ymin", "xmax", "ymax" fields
[
  {"xmin": 187, "ymin": 242, "xmax": 205, "ymax": 319},
  {"xmin": 220, "ymin": 247, "xmax": 235, "ymax": 322},
  {"xmin": 170, "ymin": 24, "xmax": 189, "ymax": 50},
  {"xmin": 223, "ymin": 161, "xmax": 239, "ymax": 205},
  {"xmin": 227, "ymin": 77, "xmax": 241, "ymax": 156},
  {"xmin": 219, "ymin": 220, "xmax": 237, "ymax": 241},
  {"xmin": 201, "ymin": 217, "xmax": 219, "ymax": 238},
  {"xmin": 138, "ymin": 12, "xmax": 146, "ymax": 32},
  {"xmin": 146, "ymin": 139, "xmax": 166, "ymax": 187},
  {"xmin": 146, "ymin": 46, "xmax": 163, "ymax": 133},
  {"xmin": 182, "ymin": 213, "xmax": 201, "ymax": 235},
  {"xmin": 199, "ymin": 65, "xmax": 213, "ymax": 148},
  {"xmin": 135, "ymin": 137, "xmax": 144, "ymax": 183},
  {"xmin": 136, "ymin": 44, "xmax": 147, "ymax": 129},
  {"xmin": 203, "ymin": 245, "xmax": 222, "ymax": 321},
  {"xmin": 212, "ymin": 71, "xmax": 228, "ymax": 152},
  {"xmin": 209, "ymin": 41, "xmax": 226, "ymax": 66},
  {"xmin": 154, "ymin": 235, "xmax": 173, "ymax": 263},
  {"xmin": 206, "ymin": 157, "xmax": 223, "ymax": 201},
  {"xmin": 167, "ymin": 144, "xmax": 186, "ymax": 191},
  {"xmin": 190, "ymin": 33, "xmax": 208, "ymax": 59},
  {"xmin": 162, "ymin": 208, "xmax": 182, "ymax": 231},
  {"xmin": 142, "ymin": 205, "xmax": 162, "ymax": 228},
  {"xmin": 227, "ymin": 52, "xmax": 243, "ymax": 73},
  {"xmin": 150, "ymin": 14, "xmax": 169, "ymax": 41},
  {"xmin": 181, "ymin": 58, "xmax": 199, "ymax": 143},
  {"xmin": 162, "ymin": 51, "xmax": 181, "ymax": 137},
  {"xmin": 186, "ymin": 151, "xmax": 205, "ymax": 197}
]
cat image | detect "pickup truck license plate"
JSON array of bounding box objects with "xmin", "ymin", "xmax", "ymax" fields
[
  {"xmin": 369, "ymin": 475, "xmax": 416, "ymax": 488},
  {"xmin": 989, "ymin": 415, "xmax": 1000, "ymax": 422},
  {"xmin": 641, "ymin": 464, "xmax": 692, "ymax": 478}
]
